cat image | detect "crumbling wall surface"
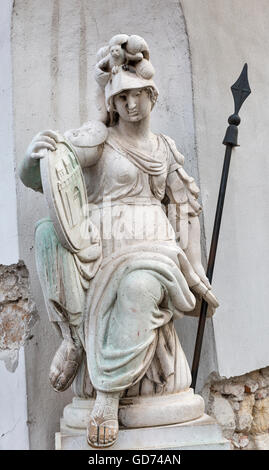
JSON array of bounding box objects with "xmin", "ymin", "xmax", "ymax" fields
[
  {"xmin": 0, "ymin": 261, "xmax": 37, "ymax": 371},
  {"xmin": 203, "ymin": 367, "xmax": 269, "ymax": 450}
]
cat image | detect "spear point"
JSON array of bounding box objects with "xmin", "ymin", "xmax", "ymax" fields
[{"xmin": 223, "ymin": 63, "xmax": 251, "ymax": 147}]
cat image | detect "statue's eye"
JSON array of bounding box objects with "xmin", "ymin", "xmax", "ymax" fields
[
  {"xmin": 136, "ymin": 91, "xmax": 141, "ymax": 96},
  {"xmin": 119, "ymin": 95, "xmax": 127, "ymax": 101}
]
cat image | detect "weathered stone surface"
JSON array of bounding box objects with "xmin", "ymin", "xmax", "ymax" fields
[
  {"xmin": 260, "ymin": 368, "xmax": 269, "ymax": 386},
  {"xmin": 230, "ymin": 400, "xmax": 240, "ymax": 412},
  {"xmin": 222, "ymin": 384, "xmax": 245, "ymax": 399},
  {"xmin": 255, "ymin": 388, "xmax": 268, "ymax": 400},
  {"xmin": 208, "ymin": 394, "xmax": 235, "ymax": 439},
  {"xmin": 205, "ymin": 369, "xmax": 269, "ymax": 450},
  {"xmin": 212, "ymin": 381, "xmax": 245, "ymax": 400},
  {"xmin": 232, "ymin": 433, "xmax": 249, "ymax": 449},
  {"xmin": 0, "ymin": 262, "xmax": 28, "ymax": 302},
  {"xmin": 0, "ymin": 349, "xmax": 19, "ymax": 373},
  {"xmin": 0, "ymin": 261, "xmax": 37, "ymax": 370},
  {"xmin": 235, "ymin": 395, "xmax": 254, "ymax": 433},
  {"xmin": 245, "ymin": 369, "xmax": 268, "ymax": 388},
  {"xmin": 245, "ymin": 379, "xmax": 259, "ymax": 394},
  {"xmin": 251, "ymin": 397, "xmax": 269, "ymax": 434},
  {"xmin": 251, "ymin": 433, "xmax": 269, "ymax": 450}
]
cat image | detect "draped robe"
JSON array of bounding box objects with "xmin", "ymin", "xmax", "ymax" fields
[{"xmin": 35, "ymin": 130, "xmax": 203, "ymax": 396}]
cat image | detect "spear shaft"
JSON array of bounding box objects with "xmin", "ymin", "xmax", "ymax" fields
[{"xmin": 191, "ymin": 64, "xmax": 251, "ymax": 390}]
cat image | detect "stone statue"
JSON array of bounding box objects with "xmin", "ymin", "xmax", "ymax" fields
[{"xmin": 19, "ymin": 34, "xmax": 219, "ymax": 449}]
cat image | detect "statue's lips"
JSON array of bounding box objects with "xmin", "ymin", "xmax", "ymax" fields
[{"xmin": 128, "ymin": 110, "xmax": 139, "ymax": 117}]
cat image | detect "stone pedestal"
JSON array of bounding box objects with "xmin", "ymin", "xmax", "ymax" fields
[
  {"xmin": 56, "ymin": 414, "xmax": 230, "ymax": 450},
  {"xmin": 63, "ymin": 389, "xmax": 204, "ymax": 429},
  {"xmin": 56, "ymin": 391, "xmax": 230, "ymax": 450}
]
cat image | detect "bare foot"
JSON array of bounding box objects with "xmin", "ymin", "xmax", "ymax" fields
[
  {"xmin": 87, "ymin": 391, "xmax": 120, "ymax": 448},
  {"xmin": 49, "ymin": 339, "xmax": 83, "ymax": 392}
]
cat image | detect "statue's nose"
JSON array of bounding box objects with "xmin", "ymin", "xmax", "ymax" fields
[{"xmin": 127, "ymin": 96, "xmax": 136, "ymax": 110}]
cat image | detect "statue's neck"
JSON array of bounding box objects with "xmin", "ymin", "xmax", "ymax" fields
[{"xmin": 116, "ymin": 116, "xmax": 151, "ymax": 144}]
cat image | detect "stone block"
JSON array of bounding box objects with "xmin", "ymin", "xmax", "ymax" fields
[
  {"xmin": 251, "ymin": 397, "xmax": 269, "ymax": 434},
  {"xmin": 232, "ymin": 433, "xmax": 249, "ymax": 449},
  {"xmin": 255, "ymin": 388, "xmax": 268, "ymax": 400},
  {"xmin": 260, "ymin": 368, "xmax": 269, "ymax": 387},
  {"xmin": 56, "ymin": 414, "xmax": 231, "ymax": 450},
  {"xmin": 209, "ymin": 394, "xmax": 235, "ymax": 439},
  {"xmin": 250, "ymin": 433, "xmax": 269, "ymax": 450},
  {"xmin": 235, "ymin": 394, "xmax": 254, "ymax": 433}
]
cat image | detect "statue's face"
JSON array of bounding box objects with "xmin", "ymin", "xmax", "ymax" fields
[{"xmin": 114, "ymin": 88, "xmax": 151, "ymax": 122}]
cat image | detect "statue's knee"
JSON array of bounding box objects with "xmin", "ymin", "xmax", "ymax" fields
[{"xmin": 119, "ymin": 271, "xmax": 162, "ymax": 302}]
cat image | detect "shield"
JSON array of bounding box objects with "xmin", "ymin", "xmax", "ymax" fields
[{"xmin": 40, "ymin": 135, "xmax": 92, "ymax": 253}]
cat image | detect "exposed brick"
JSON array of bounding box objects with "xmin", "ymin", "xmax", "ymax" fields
[{"xmin": 245, "ymin": 379, "xmax": 259, "ymax": 394}]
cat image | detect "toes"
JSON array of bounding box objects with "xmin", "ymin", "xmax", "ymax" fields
[
  {"xmin": 111, "ymin": 428, "xmax": 118, "ymax": 442},
  {"xmin": 107, "ymin": 427, "xmax": 114, "ymax": 443},
  {"xmin": 98, "ymin": 425, "xmax": 105, "ymax": 445},
  {"xmin": 54, "ymin": 373, "xmax": 66, "ymax": 390},
  {"xmin": 49, "ymin": 368, "xmax": 61, "ymax": 387},
  {"xmin": 50, "ymin": 371, "xmax": 72, "ymax": 392},
  {"xmin": 87, "ymin": 420, "xmax": 98, "ymax": 447},
  {"xmin": 87, "ymin": 419, "xmax": 119, "ymax": 448}
]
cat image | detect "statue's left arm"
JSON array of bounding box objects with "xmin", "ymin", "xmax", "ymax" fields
[{"xmin": 164, "ymin": 135, "xmax": 210, "ymax": 290}]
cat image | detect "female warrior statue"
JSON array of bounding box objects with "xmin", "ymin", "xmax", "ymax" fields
[{"xmin": 19, "ymin": 34, "xmax": 218, "ymax": 448}]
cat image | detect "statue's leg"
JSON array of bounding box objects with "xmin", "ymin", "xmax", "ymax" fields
[
  {"xmin": 35, "ymin": 218, "xmax": 85, "ymax": 391},
  {"xmin": 87, "ymin": 270, "xmax": 165, "ymax": 448}
]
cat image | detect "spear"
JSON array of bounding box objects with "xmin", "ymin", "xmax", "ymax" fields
[{"xmin": 191, "ymin": 64, "xmax": 251, "ymax": 390}]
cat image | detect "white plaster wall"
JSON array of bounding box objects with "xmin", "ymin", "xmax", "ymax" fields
[
  {"xmin": 0, "ymin": 349, "xmax": 29, "ymax": 450},
  {"xmin": 0, "ymin": 0, "xmax": 29, "ymax": 450},
  {"xmin": 181, "ymin": 0, "xmax": 269, "ymax": 378},
  {"xmin": 0, "ymin": 0, "xmax": 19, "ymax": 265}
]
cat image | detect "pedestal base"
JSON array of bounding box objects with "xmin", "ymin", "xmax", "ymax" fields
[
  {"xmin": 63, "ymin": 389, "xmax": 205, "ymax": 429},
  {"xmin": 56, "ymin": 414, "xmax": 231, "ymax": 450}
]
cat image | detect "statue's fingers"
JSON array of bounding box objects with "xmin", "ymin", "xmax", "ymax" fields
[
  {"xmin": 204, "ymin": 290, "xmax": 219, "ymax": 309},
  {"xmin": 200, "ymin": 274, "xmax": 211, "ymax": 290},
  {"xmin": 39, "ymin": 130, "xmax": 59, "ymax": 142},
  {"xmin": 37, "ymin": 135, "xmax": 57, "ymax": 149},
  {"xmin": 193, "ymin": 264, "xmax": 212, "ymax": 290},
  {"xmin": 31, "ymin": 152, "xmax": 45, "ymax": 160},
  {"xmin": 33, "ymin": 141, "xmax": 56, "ymax": 152}
]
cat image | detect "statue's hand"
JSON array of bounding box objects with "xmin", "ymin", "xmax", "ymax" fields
[
  {"xmin": 191, "ymin": 280, "xmax": 219, "ymax": 311},
  {"xmin": 26, "ymin": 130, "xmax": 59, "ymax": 161},
  {"xmin": 192, "ymin": 262, "xmax": 211, "ymax": 290},
  {"xmin": 191, "ymin": 262, "xmax": 219, "ymax": 313}
]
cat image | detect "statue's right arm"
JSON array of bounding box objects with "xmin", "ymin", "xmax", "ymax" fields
[{"xmin": 19, "ymin": 130, "xmax": 58, "ymax": 192}]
